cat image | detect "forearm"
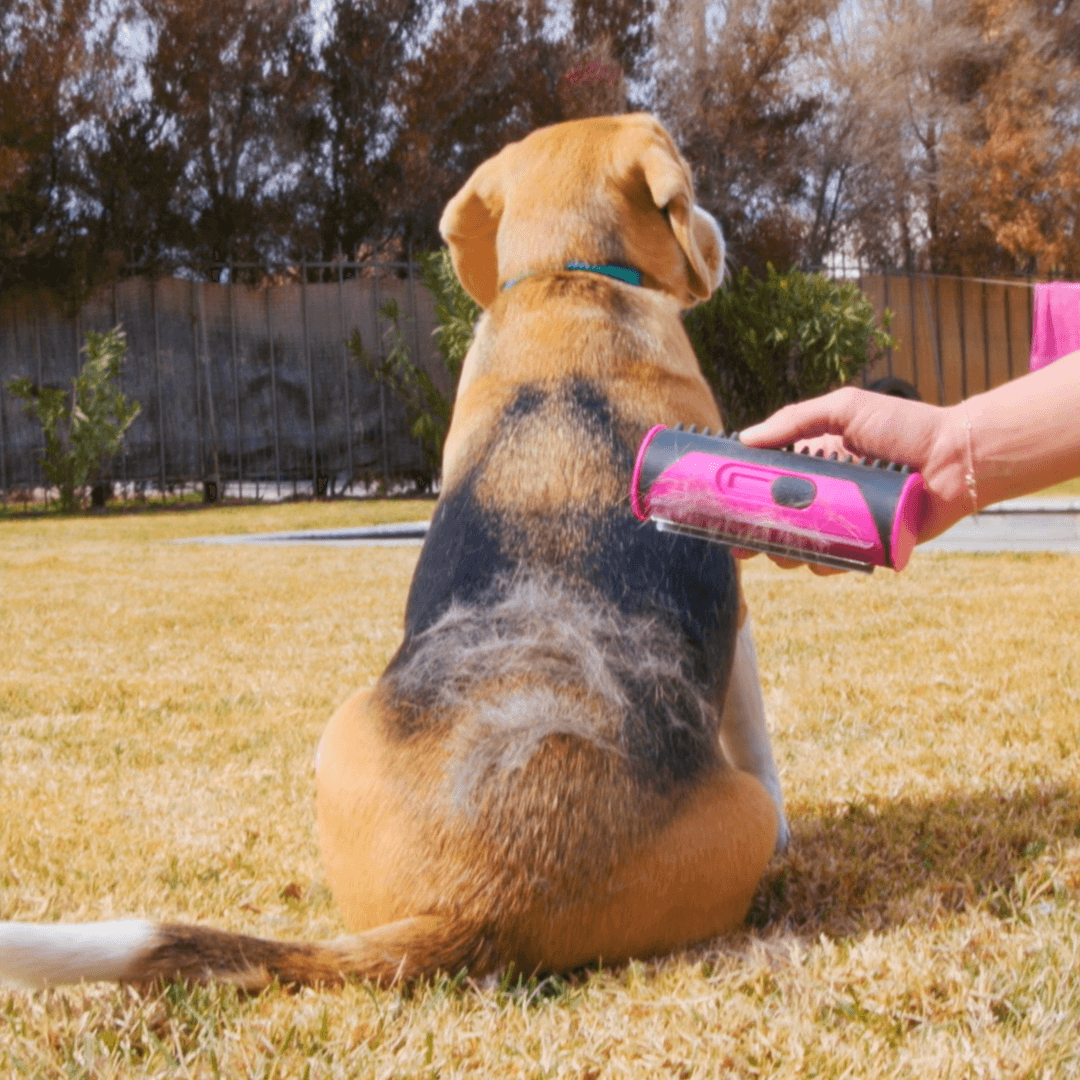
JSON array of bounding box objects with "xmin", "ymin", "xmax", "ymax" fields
[{"xmin": 963, "ymin": 348, "xmax": 1080, "ymax": 508}]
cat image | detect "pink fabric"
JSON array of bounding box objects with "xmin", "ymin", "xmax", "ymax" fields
[{"xmin": 1030, "ymin": 281, "xmax": 1080, "ymax": 372}]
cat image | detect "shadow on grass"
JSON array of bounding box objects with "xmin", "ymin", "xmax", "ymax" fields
[{"xmin": 746, "ymin": 783, "xmax": 1079, "ymax": 938}]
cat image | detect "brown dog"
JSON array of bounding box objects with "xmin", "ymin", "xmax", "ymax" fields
[{"xmin": 0, "ymin": 114, "xmax": 785, "ymax": 990}]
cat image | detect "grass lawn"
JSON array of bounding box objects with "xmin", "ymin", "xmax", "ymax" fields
[
  {"xmin": 2, "ymin": 501, "xmax": 1079, "ymax": 1078},
  {"xmin": 1040, "ymin": 477, "xmax": 1080, "ymax": 497}
]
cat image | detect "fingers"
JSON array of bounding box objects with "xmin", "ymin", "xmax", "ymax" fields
[
  {"xmin": 791, "ymin": 433, "xmax": 850, "ymax": 459},
  {"xmin": 739, "ymin": 387, "xmax": 861, "ymax": 449},
  {"xmin": 732, "ymin": 548, "xmax": 849, "ymax": 575},
  {"xmin": 765, "ymin": 554, "xmax": 847, "ymax": 575}
]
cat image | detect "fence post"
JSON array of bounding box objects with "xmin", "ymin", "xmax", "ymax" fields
[
  {"xmin": 956, "ymin": 277, "xmax": 967, "ymax": 401},
  {"xmin": 407, "ymin": 240, "xmax": 426, "ymax": 471},
  {"xmin": 337, "ymin": 256, "xmax": 354, "ymax": 493},
  {"xmin": 300, "ymin": 254, "xmax": 319, "ymax": 496},
  {"xmin": 197, "ymin": 282, "xmax": 222, "ymax": 497},
  {"xmin": 114, "ymin": 282, "xmax": 128, "ymax": 494},
  {"xmin": 151, "ymin": 278, "xmax": 167, "ymax": 498},
  {"xmin": 374, "ymin": 273, "xmax": 389, "ymax": 483},
  {"xmin": 907, "ymin": 269, "xmax": 919, "ymax": 400},
  {"xmin": 1026, "ymin": 277, "xmax": 1033, "ymax": 373},
  {"xmin": 0, "ymin": 379, "xmax": 7, "ymax": 503},
  {"xmin": 931, "ymin": 275, "xmax": 946, "ymax": 405},
  {"xmin": 190, "ymin": 282, "xmax": 205, "ymax": 492},
  {"xmin": 981, "ymin": 280, "xmax": 991, "ymax": 393},
  {"xmin": 266, "ymin": 284, "xmax": 282, "ymax": 500},
  {"xmin": 408, "ymin": 239, "xmax": 423, "ymax": 378},
  {"xmin": 883, "ymin": 271, "xmax": 893, "ymax": 377},
  {"xmin": 228, "ymin": 261, "xmax": 243, "ymax": 494},
  {"xmin": 34, "ymin": 308, "xmax": 46, "ymax": 505},
  {"xmin": 1004, "ymin": 285, "xmax": 1014, "ymax": 381}
]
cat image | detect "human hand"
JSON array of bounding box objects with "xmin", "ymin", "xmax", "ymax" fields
[{"xmin": 732, "ymin": 387, "xmax": 974, "ymax": 572}]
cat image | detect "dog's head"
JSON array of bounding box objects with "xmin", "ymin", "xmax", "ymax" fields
[{"xmin": 439, "ymin": 114, "xmax": 724, "ymax": 309}]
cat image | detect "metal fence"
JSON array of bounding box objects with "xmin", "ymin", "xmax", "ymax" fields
[
  {"xmin": 0, "ymin": 264, "xmax": 1043, "ymax": 503},
  {"xmin": 0, "ymin": 260, "xmax": 446, "ymax": 502}
]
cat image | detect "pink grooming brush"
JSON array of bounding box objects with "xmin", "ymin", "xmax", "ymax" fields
[{"xmin": 630, "ymin": 425, "xmax": 927, "ymax": 574}]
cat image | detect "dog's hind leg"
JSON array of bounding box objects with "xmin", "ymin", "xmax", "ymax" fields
[
  {"xmin": 510, "ymin": 767, "xmax": 779, "ymax": 973},
  {"xmin": 316, "ymin": 687, "xmax": 428, "ymax": 934},
  {"xmin": 718, "ymin": 618, "xmax": 789, "ymax": 851}
]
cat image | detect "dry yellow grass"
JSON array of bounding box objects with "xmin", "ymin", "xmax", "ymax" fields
[
  {"xmin": 1041, "ymin": 478, "xmax": 1080, "ymax": 497},
  {"xmin": 2, "ymin": 502, "xmax": 1079, "ymax": 1079}
]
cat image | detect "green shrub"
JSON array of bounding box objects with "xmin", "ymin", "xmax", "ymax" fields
[
  {"xmin": 351, "ymin": 297, "xmax": 452, "ymax": 481},
  {"xmin": 350, "ymin": 250, "xmax": 479, "ymax": 482},
  {"xmin": 354, "ymin": 255, "xmax": 892, "ymax": 482},
  {"xmin": 683, "ymin": 265, "xmax": 896, "ymax": 432},
  {"xmin": 7, "ymin": 326, "xmax": 141, "ymax": 512},
  {"xmin": 420, "ymin": 248, "xmax": 481, "ymax": 383}
]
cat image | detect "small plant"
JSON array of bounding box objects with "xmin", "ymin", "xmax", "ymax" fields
[
  {"xmin": 420, "ymin": 248, "xmax": 481, "ymax": 384},
  {"xmin": 683, "ymin": 265, "xmax": 897, "ymax": 431},
  {"xmin": 350, "ymin": 298, "xmax": 454, "ymax": 480},
  {"xmin": 350, "ymin": 250, "xmax": 479, "ymax": 482},
  {"xmin": 7, "ymin": 326, "xmax": 141, "ymax": 512}
]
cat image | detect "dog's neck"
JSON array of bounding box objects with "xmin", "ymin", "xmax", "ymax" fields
[{"xmin": 502, "ymin": 262, "xmax": 644, "ymax": 291}]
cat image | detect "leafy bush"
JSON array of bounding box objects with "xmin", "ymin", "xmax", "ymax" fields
[
  {"xmin": 350, "ymin": 250, "xmax": 479, "ymax": 482},
  {"xmin": 420, "ymin": 248, "xmax": 482, "ymax": 383},
  {"xmin": 351, "ymin": 298, "xmax": 452, "ymax": 481},
  {"xmin": 683, "ymin": 265, "xmax": 896, "ymax": 431},
  {"xmin": 354, "ymin": 256, "xmax": 892, "ymax": 481},
  {"xmin": 7, "ymin": 326, "xmax": 141, "ymax": 512}
]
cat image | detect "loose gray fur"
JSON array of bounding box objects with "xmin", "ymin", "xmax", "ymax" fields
[{"xmin": 381, "ymin": 572, "xmax": 726, "ymax": 817}]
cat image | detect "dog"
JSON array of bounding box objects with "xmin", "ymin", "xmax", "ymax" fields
[{"xmin": 0, "ymin": 113, "xmax": 786, "ymax": 990}]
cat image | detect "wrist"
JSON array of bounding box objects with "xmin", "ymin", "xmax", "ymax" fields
[
  {"xmin": 923, "ymin": 404, "xmax": 981, "ymax": 528},
  {"xmin": 958, "ymin": 400, "xmax": 979, "ymax": 513}
]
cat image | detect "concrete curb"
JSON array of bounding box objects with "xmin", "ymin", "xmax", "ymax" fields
[
  {"xmin": 176, "ymin": 500, "xmax": 1080, "ymax": 554},
  {"xmin": 174, "ymin": 521, "xmax": 431, "ymax": 547}
]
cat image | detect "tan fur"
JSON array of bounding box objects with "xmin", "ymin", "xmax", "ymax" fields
[{"xmin": 2, "ymin": 115, "xmax": 779, "ymax": 992}]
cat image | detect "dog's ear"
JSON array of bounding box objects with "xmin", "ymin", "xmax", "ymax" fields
[
  {"xmin": 638, "ymin": 143, "xmax": 724, "ymax": 301},
  {"xmin": 439, "ymin": 151, "xmax": 509, "ymax": 309},
  {"xmin": 689, "ymin": 206, "xmax": 725, "ymax": 298}
]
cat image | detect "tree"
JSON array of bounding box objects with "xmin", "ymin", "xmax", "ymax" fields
[
  {"xmin": 138, "ymin": 0, "xmax": 320, "ymax": 272},
  {"xmin": 652, "ymin": 0, "xmax": 834, "ymax": 277},
  {"xmin": 797, "ymin": 0, "xmax": 1080, "ymax": 276},
  {"xmin": 75, "ymin": 103, "xmax": 193, "ymax": 274},
  {"xmin": 314, "ymin": 0, "xmax": 439, "ymax": 260},
  {"xmin": 0, "ymin": 0, "xmax": 130, "ymax": 303},
  {"xmin": 941, "ymin": 0, "xmax": 1080, "ymax": 275},
  {"xmin": 684, "ymin": 265, "xmax": 895, "ymax": 429}
]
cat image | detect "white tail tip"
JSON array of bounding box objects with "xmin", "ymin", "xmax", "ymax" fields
[{"xmin": 0, "ymin": 920, "xmax": 159, "ymax": 989}]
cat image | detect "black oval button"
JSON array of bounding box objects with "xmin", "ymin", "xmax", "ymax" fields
[{"xmin": 771, "ymin": 474, "xmax": 816, "ymax": 509}]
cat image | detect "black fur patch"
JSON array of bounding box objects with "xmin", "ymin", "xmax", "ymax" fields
[
  {"xmin": 567, "ymin": 377, "xmax": 614, "ymax": 431},
  {"xmin": 539, "ymin": 273, "xmax": 635, "ymax": 323},
  {"xmin": 504, "ymin": 384, "xmax": 547, "ymax": 420},
  {"xmin": 382, "ymin": 380, "xmax": 739, "ymax": 791}
]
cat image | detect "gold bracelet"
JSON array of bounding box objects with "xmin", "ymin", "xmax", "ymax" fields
[{"xmin": 960, "ymin": 400, "xmax": 978, "ymax": 514}]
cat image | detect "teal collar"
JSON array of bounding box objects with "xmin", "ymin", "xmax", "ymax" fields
[{"xmin": 502, "ymin": 262, "xmax": 643, "ymax": 291}]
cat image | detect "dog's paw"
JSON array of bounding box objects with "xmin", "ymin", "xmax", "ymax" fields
[
  {"xmin": 774, "ymin": 812, "xmax": 791, "ymax": 854},
  {"xmin": 756, "ymin": 775, "xmax": 789, "ymax": 854}
]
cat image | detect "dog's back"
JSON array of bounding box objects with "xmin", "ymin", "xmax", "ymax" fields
[{"xmin": 361, "ymin": 269, "xmax": 744, "ymax": 968}]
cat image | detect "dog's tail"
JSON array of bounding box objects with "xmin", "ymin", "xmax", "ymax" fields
[{"xmin": 0, "ymin": 915, "xmax": 495, "ymax": 991}]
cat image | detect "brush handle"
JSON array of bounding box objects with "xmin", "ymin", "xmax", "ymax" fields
[{"xmin": 630, "ymin": 425, "xmax": 927, "ymax": 572}]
